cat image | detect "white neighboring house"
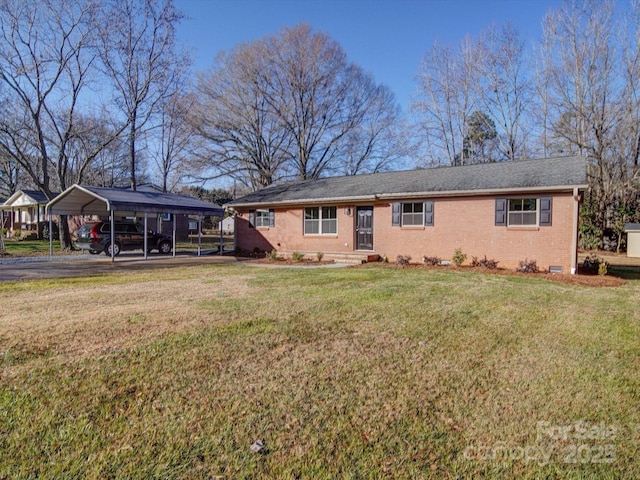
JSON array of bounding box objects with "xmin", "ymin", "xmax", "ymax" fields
[{"xmin": 218, "ymin": 216, "xmax": 234, "ymax": 234}]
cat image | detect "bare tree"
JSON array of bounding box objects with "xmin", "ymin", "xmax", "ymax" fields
[
  {"xmin": 0, "ymin": 150, "xmax": 22, "ymax": 198},
  {"xmin": 150, "ymin": 90, "xmax": 195, "ymax": 192},
  {"xmin": 98, "ymin": 0, "xmax": 187, "ymax": 190},
  {"xmin": 413, "ymin": 37, "xmax": 479, "ymax": 166},
  {"xmin": 0, "ymin": 0, "xmax": 127, "ymax": 248},
  {"xmin": 189, "ymin": 43, "xmax": 291, "ymax": 191},
  {"xmin": 191, "ymin": 24, "xmax": 405, "ymax": 188},
  {"xmin": 259, "ymin": 24, "xmax": 403, "ymax": 180},
  {"xmin": 339, "ymin": 77, "xmax": 413, "ymax": 175},
  {"xmin": 538, "ymin": 0, "xmax": 637, "ymax": 245},
  {"xmin": 477, "ymin": 23, "xmax": 533, "ymax": 161}
]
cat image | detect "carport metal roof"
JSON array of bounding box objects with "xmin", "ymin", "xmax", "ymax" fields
[{"xmin": 46, "ymin": 184, "xmax": 224, "ymax": 217}]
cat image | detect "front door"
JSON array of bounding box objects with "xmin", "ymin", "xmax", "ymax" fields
[{"xmin": 356, "ymin": 206, "xmax": 373, "ymax": 250}]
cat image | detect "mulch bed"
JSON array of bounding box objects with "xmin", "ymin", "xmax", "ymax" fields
[
  {"xmin": 369, "ymin": 263, "xmax": 627, "ymax": 287},
  {"xmin": 241, "ymin": 256, "xmax": 627, "ymax": 287}
]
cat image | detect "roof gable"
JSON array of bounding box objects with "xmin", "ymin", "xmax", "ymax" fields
[
  {"xmin": 2, "ymin": 189, "xmax": 52, "ymax": 207},
  {"xmin": 229, "ymin": 156, "xmax": 588, "ymax": 207}
]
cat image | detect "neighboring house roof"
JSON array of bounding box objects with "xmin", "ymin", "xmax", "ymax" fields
[
  {"xmin": 128, "ymin": 183, "xmax": 164, "ymax": 193},
  {"xmin": 1, "ymin": 189, "xmax": 53, "ymax": 208},
  {"xmin": 47, "ymin": 184, "xmax": 224, "ymax": 217},
  {"xmin": 625, "ymin": 223, "xmax": 640, "ymax": 232},
  {"xmin": 228, "ymin": 156, "xmax": 588, "ymax": 207}
]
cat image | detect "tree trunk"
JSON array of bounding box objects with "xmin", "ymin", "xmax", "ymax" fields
[
  {"xmin": 58, "ymin": 215, "xmax": 73, "ymax": 250},
  {"xmin": 129, "ymin": 115, "xmax": 137, "ymax": 190}
]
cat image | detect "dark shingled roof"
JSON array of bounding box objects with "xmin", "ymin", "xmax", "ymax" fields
[
  {"xmin": 229, "ymin": 156, "xmax": 588, "ymax": 207},
  {"xmin": 47, "ymin": 184, "xmax": 224, "ymax": 216},
  {"xmin": 20, "ymin": 190, "xmax": 51, "ymax": 203}
]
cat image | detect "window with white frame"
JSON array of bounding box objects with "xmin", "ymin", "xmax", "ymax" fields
[
  {"xmin": 304, "ymin": 206, "xmax": 337, "ymax": 235},
  {"xmin": 255, "ymin": 209, "xmax": 270, "ymax": 227},
  {"xmin": 508, "ymin": 198, "xmax": 537, "ymax": 226},
  {"xmin": 402, "ymin": 202, "xmax": 424, "ymax": 226}
]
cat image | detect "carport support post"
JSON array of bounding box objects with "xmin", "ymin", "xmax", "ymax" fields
[
  {"xmin": 219, "ymin": 217, "xmax": 223, "ymax": 255},
  {"xmin": 144, "ymin": 213, "xmax": 148, "ymax": 260},
  {"xmin": 197, "ymin": 216, "xmax": 202, "ymax": 257},
  {"xmin": 48, "ymin": 215, "xmax": 53, "ymax": 257},
  {"xmin": 172, "ymin": 214, "xmax": 176, "ymax": 257},
  {"xmin": 110, "ymin": 210, "xmax": 115, "ymax": 263}
]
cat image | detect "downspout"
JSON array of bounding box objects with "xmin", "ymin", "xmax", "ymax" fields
[{"xmin": 571, "ymin": 187, "xmax": 580, "ymax": 274}]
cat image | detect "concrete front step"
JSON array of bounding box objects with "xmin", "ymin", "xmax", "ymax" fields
[{"xmin": 279, "ymin": 251, "xmax": 379, "ymax": 265}]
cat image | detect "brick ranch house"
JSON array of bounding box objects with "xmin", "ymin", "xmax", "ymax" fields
[{"xmin": 227, "ymin": 156, "xmax": 588, "ymax": 273}]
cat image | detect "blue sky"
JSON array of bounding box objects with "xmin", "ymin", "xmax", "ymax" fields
[{"xmin": 175, "ymin": 0, "xmax": 562, "ymax": 113}]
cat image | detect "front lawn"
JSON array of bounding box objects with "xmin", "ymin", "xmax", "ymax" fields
[
  {"xmin": 0, "ymin": 265, "xmax": 638, "ymax": 478},
  {"xmin": 1, "ymin": 239, "xmax": 62, "ymax": 256}
]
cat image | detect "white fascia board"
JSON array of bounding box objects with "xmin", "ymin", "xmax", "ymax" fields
[
  {"xmin": 376, "ymin": 185, "xmax": 587, "ymax": 200},
  {"xmin": 228, "ymin": 195, "xmax": 377, "ymax": 208}
]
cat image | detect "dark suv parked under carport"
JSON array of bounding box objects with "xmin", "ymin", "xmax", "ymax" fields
[{"xmin": 76, "ymin": 221, "xmax": 173, "ymax": 256}]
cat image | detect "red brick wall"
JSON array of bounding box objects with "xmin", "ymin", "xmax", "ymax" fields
[{"xmin": 235, "ymin": 192, "xmax": 578, "ymax": 271}]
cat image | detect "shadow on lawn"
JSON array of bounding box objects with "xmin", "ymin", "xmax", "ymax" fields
[{"xmin": 608, "ymin": 266, "xmax": 640, "ymax": 281}]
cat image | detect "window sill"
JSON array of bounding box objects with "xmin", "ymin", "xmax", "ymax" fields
[
  {"xmin": 400, "ymin": 226, "xmax": 425, "ymax": 230},
  {"xmin": 506, "ymin": 226, "xmax": 539, "ymax": 231},
  {"xmin": 303, "ymin": 234, "xmax": 338, "ymax": 238}
]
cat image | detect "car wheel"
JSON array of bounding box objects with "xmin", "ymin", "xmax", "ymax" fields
[
  {"xmin": 105, "ymin": 242, "xmax": 121, "ymax": 256},
  {"xmin": 158, "ymin": 240, "xmax": 172, "ymax": 254}
]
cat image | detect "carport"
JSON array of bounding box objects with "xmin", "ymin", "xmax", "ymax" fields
[{"xmin": 46, "ymin": 184, "xmax": 225, "ymax": 261}]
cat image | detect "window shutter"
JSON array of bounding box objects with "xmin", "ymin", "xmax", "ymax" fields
[
  {"xmin": 392, "ymin": 202, "xmax": 401, "ymax": 226},
  {"xmin": 539, "ymin": 197, "xmax": 552, "ymax": 226},
  {"xmin": 424, "ymin": 200, "xmax": 434, "ymax": 226},
  {"xmin": 495, "ymin": 198, "xmax": 507, "ymax": 226},
  {"xmin": 269, "ymin": 209, "xmax": 275, "ymax": 228},
  {"xmin": 248, "ymin": 210, "xmax": 255, "ymax": 228}
]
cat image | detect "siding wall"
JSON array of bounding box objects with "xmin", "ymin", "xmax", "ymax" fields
[{"xmin": 235, "ymin": 192, "xmax": 578, "ymax": 271}]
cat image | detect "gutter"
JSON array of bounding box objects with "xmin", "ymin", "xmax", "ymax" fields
[{"xmin": 227, "ymin": 184, "xmax": 588, "ymax": 208}]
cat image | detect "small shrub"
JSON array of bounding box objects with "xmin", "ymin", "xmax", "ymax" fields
[
  {"xmin": 381, "ymin": 254, "xmax": 388, "ymax": 263},
  {"xmin": 598, "ymin": 262, "xmax": 608, "ymax": 276},
  {"xmin": 471, "ymin": 255, "xmax": 499, "ymax": 269},
  {"xmin": 517, "ymin": 258, "xmax": 539, "ymax": 273},
  {"xmin": 267, "ymin": 249, "xmax": 278, "ymax": 261},
  {"xmin": 423, "ymin": 255, "xmax": 441, "ymax": 266},
  {"xmin": 291, "ymin": 251, "xmax": 305, "ymax": 262},
  {"xmin": 582, "ymin": 254, "xmax": 608, "ymax": 275},
  {"xmin": 316, "ymin": 251, "xmax": 324, "ymax": 262},
  {"xmin": 452, "ymin": 248, "xmax": 467, "ymax": 267},
  {"xmin": 396, "ymin": 255, "xmax": 411, "ymax": 266}
]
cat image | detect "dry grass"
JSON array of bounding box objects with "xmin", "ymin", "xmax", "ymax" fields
[
  {"xmin": 1, "ymin": 268, "xmax": 252, "ymax": 362},
  {"xmin": 1, "ymin": 264, "xmax": 639, "ymax": 479}
]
